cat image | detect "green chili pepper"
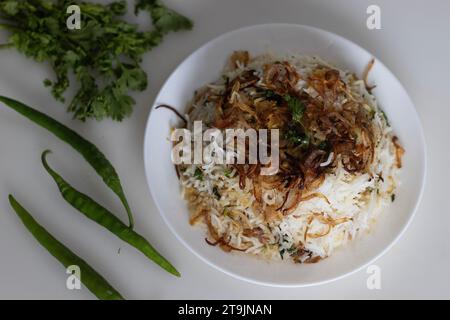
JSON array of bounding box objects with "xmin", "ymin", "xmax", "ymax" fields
[
  {"xmin": 0, "ymin": 96, "xmax": 134, "ymax": 229},
  {"xmin": 41, "ymin": 150, "xmax": 180, "ymax": 277},
  {"xmin": 8, "ymin": 195, "xmax": 124, "ymax": 300}
]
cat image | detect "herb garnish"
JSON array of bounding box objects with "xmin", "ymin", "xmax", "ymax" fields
[
  {"xmin": 224, "ymin": 167, "xmax": 233, "ymax": 178},
  {"xmin": 287, "ymin": 246, "xmax": 297, "ymax": 254},
  {"xmin": 135, "ymin": 0, "xmax": 193, "ymax": 34},
  {"xmin": 285, "ymin": 127, "xmax": 310, "ymax": 148},
  {"xmin": 194, "ymin": 167, "xmax": 203, "ymax": 181},
  {"xmin": 284, "ymin": 94, "xmax": 305, "ymax": 122},
  {"xmin": 279, "ymin": 248, "xmax": 285, "ymax": 260},
  {"xmin": 0, "ymin": 0, "xmax": 193, "ymax": 121},
  {"xmin": 380, "ymin": 109, "xmax": 390, "ymax": 126}
]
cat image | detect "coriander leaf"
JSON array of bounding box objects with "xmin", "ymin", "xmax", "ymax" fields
[
  {"xmin": 108, "ymin": 0, "xmax": 127, "ymax": 15},
  {"xmin": 135, "ymin": 0, "xmax": 193, "ymax": 34},
  {"xmin": 279, "ymin": 249, "xmax": 285, "ymax": 260},
  {"xmin": 284, "ymin": 127, "xmax": 309, "ymax": 148},
  {"xmin": 284, "ymin": 95, "xmax": 306, "ymax": 122},
  {"xmin": 287, "ymin": 246, "xmax": 297, "ymax": 254},
  {"xmin": 0, "ymin": 0, "xmax": 192, "ymax": 121},
  {"xmin": 380, "ymin": 109, "xmax": 390, "ymax": 126},
  {"xmin": 43, "ymin": 79, "xmax": 52, "ymax": 87},
  {"xmin": 194, "ymin": 167, "xmax": 203, "ymax": 181},
  {"xmin": 1, "ymin": 1, "xmax": 19, "ymax": 15},
  {"xmin": 224, "ymin": 168, "xmax": 233, "ymax": 178}
]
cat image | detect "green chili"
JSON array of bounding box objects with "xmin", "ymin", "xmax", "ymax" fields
[
  {"xmin": 0, "ymin": 96, "xmax": 134, "ymax": 229},
  {"xmin": 41, "ymin": 151, "xmax": 180, "ymax": 277},
  {"xmin": 8, "ymin": 195, "xmax": 124, "ymax": 300}
]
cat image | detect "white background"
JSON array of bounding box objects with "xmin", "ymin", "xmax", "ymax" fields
[{"xmin": 0, "ymin": 0, "xmax": 448, "ymax": 299}]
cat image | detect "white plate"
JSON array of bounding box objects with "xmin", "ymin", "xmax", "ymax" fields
[{"xmin": 143, "ymin": 24, "xmax": 426, "ymax": 287}]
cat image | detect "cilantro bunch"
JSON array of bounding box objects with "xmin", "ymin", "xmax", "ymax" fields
[{"xmin": 0, "ymin": 0, "xmax": 193, "ymax": 121}]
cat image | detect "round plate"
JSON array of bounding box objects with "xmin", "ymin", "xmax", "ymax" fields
[{"xmin": 143, "ymin": 24, "xmax": 426, "ymax": 287}]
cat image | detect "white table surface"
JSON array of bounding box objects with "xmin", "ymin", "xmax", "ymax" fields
[{"xmin": 0, "ymin": 0, "xmax": 448, "ymax": 300}]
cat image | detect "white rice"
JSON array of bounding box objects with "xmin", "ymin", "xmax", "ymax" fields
[{"xmin": 179, "ymin": 53, "xmax": 401, "ymax": 262}]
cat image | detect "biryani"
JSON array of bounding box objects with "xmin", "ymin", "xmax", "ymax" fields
[{"xmin": 166, "ymin": 51, "xmax": 404, "ymax": 263}]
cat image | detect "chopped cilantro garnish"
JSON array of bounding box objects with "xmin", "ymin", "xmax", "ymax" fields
[
  {"xmin": 285, "ymin": 128, "xmax": 310, "ymax": 148},
  {"xmin": 284, "ymin": 95, "xmax": 306, "ymax": 122},
  {"xmin": 224, "ymin": 168, "xmax": 233, "ymax": 178},
  {"xmin": 380, "ymin": 109, "xmax": 390, "ymax": 126},
  {"xmin": 287, "ymin": 246, "xmax": 297, "ymax": 254},
  {"xmin": 194, "ymin": 167, "xmax": 203, "ymax": 181},
  {"xmin": 279, "ymin": 249, "xmax": 285, "ymax": 259},
  {"xmin": 0, "ymin": 0, "xmax": 193, "ymax": 121}
]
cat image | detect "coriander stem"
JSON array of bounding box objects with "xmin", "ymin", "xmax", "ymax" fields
[
  {"xmin": 0, "ymin": 23, "xmax": 21, "ymax": 32},
  {"xmin": 0, "ymin": 43, "xmax": 13, "ymax": 49}
]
